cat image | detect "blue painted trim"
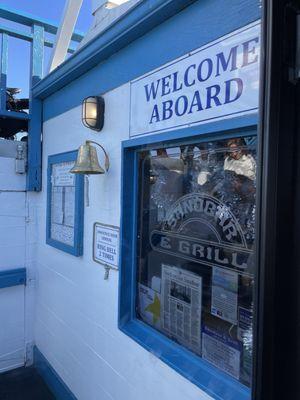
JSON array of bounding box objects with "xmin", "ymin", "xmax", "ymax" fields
[
  {"xmin": 0, "ymin": 33, "xmax": 8, "ymax": 112},
  {"xmin": 37, "ymin": 0, "xmax": 261, "ymax": 122},
  {"xmin": 120, "ymin": 321, "xmax": 250, "ymax": 400},
  {"xmin": 31, "ymin": 24, "xmax": 44, "ymax": 89},
  {"xmin": 34, "ymin": 347, "xmax": 77, "ymax": 400},
  {"xmin": 32, "ymin": 0, "xmax": 202, "ymax": 99},
  {"xmin": 46, "ymin": 150, "xmax": 84, "ymax": 256},
  {"xmin": 122, "ymin": 114, "xmax": 258, "ymax": 149},
  {"xmin": 0, "ymin": 24, "xmax": 32, "ymax": 42},
  {"xmin": 0, "ymin": 25, "xmax": 76, "ymax": 53},
  {"xmin": 0, "ymin": 110, "xmax": 30, "ymax": 120},
  {"xmin": 0, "ymin": 5, "xmax": 84, "ymax": 41},
  {"xmin": 119, "ymin": 123, "xmax": 256, "ymax": 400},
  {"xmin": 26, "ymin": 98, "xmax": 42, "ymax": 191},
  {"xmin": 0, "ymin": 268, "xmax": 26, "ymax": 289},
  {"xmin": 27, "ymin": 24, "xmax": 44, "ymax": 192}
]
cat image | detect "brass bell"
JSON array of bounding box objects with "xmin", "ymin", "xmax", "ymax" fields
[{"xmin": 70, "ymin": 140, "xmax": 109, "ymax": 175}]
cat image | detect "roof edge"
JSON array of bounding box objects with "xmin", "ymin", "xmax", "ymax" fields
[{"xmin": 32, "ymin": 0, "xmax": 197, "ymax": 99}]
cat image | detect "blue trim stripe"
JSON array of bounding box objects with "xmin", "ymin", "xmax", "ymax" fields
[
  {"xmin": 0, "ymin": 24, "xmax": 76, "ymax": 53},
  {"xmin": 0, "ymin": 5, "xmax": 84, "ymax": 41},
  {"xmin": 34, "ymin": 347, "xmax": 77, "ymax": 400},
  {"xmin": 122, "ymin": 115, "xmax": 258, "ymax": 149},
  {"xmin": 0, "ymin": 32, "xmax": 8, "ymax": 112},
  {"xmin": 121, "ymin": 321, "xmax": 251, "ymax": 400},
  {"xmin": 27, "ymin": 23, "xmax": 44, "ymax": 192},
  {"xmin": 33, "ymin": 0, "xmax": 197, "ymax": 99},
  {"xmin": 0, "ymin": 268, "xmax": 26, "ymax": 289}
]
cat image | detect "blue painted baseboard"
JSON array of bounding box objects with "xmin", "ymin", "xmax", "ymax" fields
[
  {"xmin": 0, "ymin": 268, "xmax": 26, "ymax": 289},
  {"xmin": 34, "ymin": 347, "xmax": 77, "ymax": 400}
]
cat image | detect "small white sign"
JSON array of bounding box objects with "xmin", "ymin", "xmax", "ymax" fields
[
  {"xmin": 93, "ymin": 223, "xmax": 120, "ymax": 268},
  {"xmin": 211, "ymin": 266, "xmax": 238, "ymax": 324},
  {"xmin": 52, "ymin": 162, "xmax": 75, "ymax": 187},
  {"xmin": 202, "ymin": 326, "xmax": 241, "ymax": 380},
  {"xmin": 130, "ymin": 21, "xmax": 260, "ymax": 137}
]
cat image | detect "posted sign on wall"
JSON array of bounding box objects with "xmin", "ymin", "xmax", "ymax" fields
[
  {"xmin": 93, "ymin": 223, "xmax": 120, "ymax": 269},
  {"xmin": 130, "ymin": 21, "xmax": 260, "ymax": 137}
]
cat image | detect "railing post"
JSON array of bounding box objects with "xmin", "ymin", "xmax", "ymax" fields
[
  {"xmin": 27, "ymin": 24, "xmax": 44, "ymax": 191},
  {"xmin": 0, "ymin": 33, "xmax": 8, "ymax": 112}
]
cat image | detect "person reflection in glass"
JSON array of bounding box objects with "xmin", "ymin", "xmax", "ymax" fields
[{"xmin": 224, "ymin": 138, "xmax": 256, "ymax": 182}]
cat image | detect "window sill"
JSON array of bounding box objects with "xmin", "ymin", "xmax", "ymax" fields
[{"xmin": 119, "ymin": 319, "xmax": 251, "ymax": 400}]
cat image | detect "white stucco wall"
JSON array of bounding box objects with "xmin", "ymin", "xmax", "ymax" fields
[{"xmin": 34, "ymin": 83, "xmax": 213, "ymax": 400}]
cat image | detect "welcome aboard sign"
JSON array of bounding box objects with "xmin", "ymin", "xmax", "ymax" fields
[{"xmin": 129, "ymin": 21, "xmax": 260, "ymax": 137}]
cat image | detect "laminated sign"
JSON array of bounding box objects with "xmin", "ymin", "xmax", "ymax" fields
[
  {"xmin": 93, "ymin": 223, "xmax": 120, "ymax": 269},
  {"xmin": 130, "ymin": 21, "xmax": 260, "ymax": 137}
]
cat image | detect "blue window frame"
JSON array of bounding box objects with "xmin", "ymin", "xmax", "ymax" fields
[
  {"xmin": 119, "ymin": 117, "xmax": 257, "ymax": 400},
  {"xmin": 46, "ymin": 150, "xmax": 84, "ymax": 256}
]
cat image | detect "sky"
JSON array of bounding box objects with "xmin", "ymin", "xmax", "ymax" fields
[{"xmin": 0, "ymin": 0, "xmax": 93, "ymax": 97}]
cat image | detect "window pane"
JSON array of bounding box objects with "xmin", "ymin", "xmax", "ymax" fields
[{"xmin": 136, "ymin": 136, "xmax": 256, "ymax": 387}]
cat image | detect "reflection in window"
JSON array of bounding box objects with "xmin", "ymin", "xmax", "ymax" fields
[{"xmin": 136, "ymin": 136, "xmax": 256, "ymax": 387}]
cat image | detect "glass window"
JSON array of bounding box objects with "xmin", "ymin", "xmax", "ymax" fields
[{"xmin": 136, "ymin": 135, "xmax": 256, "ymax": 387}]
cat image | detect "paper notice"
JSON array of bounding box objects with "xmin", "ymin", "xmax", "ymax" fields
[
  {"xmin": 51, "ymin": 224, "xmax": 74, "ymax": 246},
  {"xmin": 211, "ymin": 266, "xmax": 238, "ymax": 324},
  {"xmin": 202, "ymin": 325, "xmax": 241, "ymax": 379},
  {"xmin": 237, "ymin": 307, "xmax": 252, "ymax": 342},
  {"xmin": 161, "ymin": 264, "xmax": 202, "ymax": 355},
  {"xmin": 52, "ymin": 162, "xmax": 75, "ymax": 187},
  {"xmin": 64, "ymin": 186, "xmax": 75, "ymax": 227},
  {"xmin": 51, "ymin": 187, "xmax": 64, "ymax": 224}
]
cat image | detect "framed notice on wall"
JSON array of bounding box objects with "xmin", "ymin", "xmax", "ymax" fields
[{"xmin": 46, "ymin": 151, "xmax": 84, "ymax": 256}]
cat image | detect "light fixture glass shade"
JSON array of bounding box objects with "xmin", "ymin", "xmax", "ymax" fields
[{"xmin": 82, "ymin": 96, "xmax": 105, "ymax": 131}]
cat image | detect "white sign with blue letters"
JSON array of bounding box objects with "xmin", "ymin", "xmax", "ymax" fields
[
  {"xmin": 93, "ymin": 223, "xmax": 120, "ymax": 269},
  {"xmin": 130, "ymin": 21, "xmax": 260, "ymax": 137}
]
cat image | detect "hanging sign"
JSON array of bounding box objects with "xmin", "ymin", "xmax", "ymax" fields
[
  {"xmin": 93, "ymin": 223, "xmax": 120, "ymax": 269},
  {"xmin": 130, "ymin": 21, "xmax": 260, "ymax": 137}
]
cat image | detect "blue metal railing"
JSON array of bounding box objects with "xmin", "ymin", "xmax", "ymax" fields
[{"xmin": 0, "ymin": 5, "xmax": 85, "ymax": 191}]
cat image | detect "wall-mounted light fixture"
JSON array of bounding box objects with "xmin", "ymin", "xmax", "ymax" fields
[
  {"xmin": 82, "ymin": 96, "xmax": 105, "ymax": 131},
  {"xmin": 70, "ymin": 140, "xmax": 109, "ymax": 175}
]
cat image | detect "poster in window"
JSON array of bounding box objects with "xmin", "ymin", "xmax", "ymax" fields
[{"xmin": 161, "ymin": 264, "xmax": 202, "ymax": 355}]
